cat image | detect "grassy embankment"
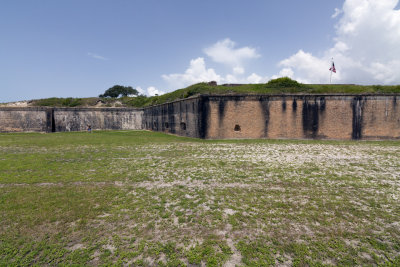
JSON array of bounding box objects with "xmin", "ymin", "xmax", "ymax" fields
[
  {"xmin": 27, "ymin": 78, "xmax": 400, "ymax": 108},
  {"xmin": 1, "ymin": 130, "xmax": 399, "ymax": 266}
]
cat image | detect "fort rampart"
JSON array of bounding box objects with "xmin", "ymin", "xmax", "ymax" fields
[
  {"xmin": 201, "ymin": 95, "xmax": 400, "ymax": 140},
  {"xmin": 1, "ymin": 94, "xmax": 400, "ymax": 140},
  {"xmin": 142, "ymin": 97, "xmax": 206, "ymax": 138},
  {"xmin": 0, "ymin": 107, "xmax": 143, "ymax": 132}
]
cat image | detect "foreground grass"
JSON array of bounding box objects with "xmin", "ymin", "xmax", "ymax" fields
[{"xmin": 1, "ymin": 131, "xmax": 400, "ymax": 266}]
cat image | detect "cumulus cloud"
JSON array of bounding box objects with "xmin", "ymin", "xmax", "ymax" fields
[
  {"xmin": 332, "ymin": 8, "xmax": 343, "ymax": 18},
  {"xmin": 278, "ymin": 50, "xmax": 334, "ymax": 83},
  {"xmin": 246, "ymin": 73, "xmax": 269, "ymax": 83},
  {"xmin": 135, "ymin": 86, "xmax": 165, "ymax": 96},
  {"xmin": 147, "ymin": 86, "xmax": 165, "ymax": 96},
  {"xmin": 277, "ymin": 0, "xmax": 400, "ymax": 84},
  {"xmin": 162, "ymin": 57, "xmax": 222, "ymax": 88},
  {"xmin": 136, "ymin": 86, "xmax": 146, "ymax": 95},
  {"xmin": 162, "ymin": 40, "xmax": 267, "ymax": 89},
  {"xmin": 233, "ymin": 67, "xmax": 245, "ymax": 75},
  {"xmin": 162, "ymin": 56, "xmax": 269, "ymax": 89},
  {"xmin": 204, "ymin": 38, "xmax": 260, "ymax": 71}
]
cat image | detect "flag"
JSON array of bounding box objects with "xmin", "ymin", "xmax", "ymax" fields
[{"xmin": 329, "ymin": 62, "xmax": 336, "ymax": 73}]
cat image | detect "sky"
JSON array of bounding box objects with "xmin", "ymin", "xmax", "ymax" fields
[{"xmin": 1, "ymin": 0, "xmax": 400, "ymax": 102}]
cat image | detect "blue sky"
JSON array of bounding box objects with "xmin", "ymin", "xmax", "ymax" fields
[{"xmin": 1, "ymin": 0, "xmax": 400, "ymax": 102}]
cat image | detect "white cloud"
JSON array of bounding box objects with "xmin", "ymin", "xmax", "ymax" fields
[
  {"xmin": 246, "ymin": 73, "xmax": 269, "ymax": 83},
  {"xmin": 204, "ymin": 38, "xmax": 260, "ymax": 72},
  {"xmin": 233, "ymin": 67, "xmax": 245, "ymax": 75},
  {"xmin": 278, "ymin": 68, "xmax": 295, "ymax": 78},
  {"xmin": 147, "ymin": 86, "xmax": 165, "ymax": 96},
  {"xmin": 332, "ymin": 8, "xmax": 343, "ymax": 18},
  {"xmin": 87, "ymin": 52, "xmax": 107, "ymax": 60},
  {"xmin": 278, "ymin": 50, "xmax": 334, "ymax": 83},
  {"xmin": 162, "ymin": 40, "xmax": 268, "ymax": 89},
  {"xmin": 162, "ymin": 56, "xmax": 269, "ymax": 89},
  {"xmin": 277, "ymin": 0, "xmax": 400, "ymax": 84},
  {"xmin": 162, "ymin": 57, "xmax": 221, "ymax": 89},
  {"xmin": 136, "ymin": 86, "xmax": 145, "ymax": 95}
]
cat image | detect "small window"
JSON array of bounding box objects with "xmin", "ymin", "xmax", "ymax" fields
[
  {"xmin": 165, "ymin": 122, "xmax": 169, "ymax": 128},
  {"xmin": 180, "ymin": 122, "xmax": 186, "ymax": 130},
  {"xmin": 234, "ymin": 124, "xmax": 241, "ymax": 131}
]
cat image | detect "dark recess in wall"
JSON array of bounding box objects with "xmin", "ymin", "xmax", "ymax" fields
[
  {"xmin": 259, "ymin": 96, "xmax": 270, "ymax": 137},
  {"xmin": 45, "ymin": 108, "xmax": 54, "ymax": 133},
  {"xmin": 302, "ymin": 99, "xmax": 319, "ymax": 138},
  {"xmin": 218, "ymin": 100, "xmax": 226, "ymax": 126},
  {"xmin": 292, "ymin": 99, "xmax": 297, "ymax": 112},
  {"xmin": 51, "ymin": 109, "xmax": 55, "ymax": 132},
  {"xmin": 180, "ymin": 122, "xmax": 186, "ymax": 130},
  {"xmin": 198, "ymin": 96, "xmax": 209, "ymax": 139},
  {"xmin": 351, "ymin": 96, "xmax": 364, "ymax": 139}
]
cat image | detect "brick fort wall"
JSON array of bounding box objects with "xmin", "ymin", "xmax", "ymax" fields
[{"xmin": 1, "ymin": 95, "xmax": 399, "ymax": 140}]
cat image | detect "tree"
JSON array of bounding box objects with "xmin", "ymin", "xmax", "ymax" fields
[{"xmin": 99, "ymin": 85, "xmax": 139, "ymax": 98}]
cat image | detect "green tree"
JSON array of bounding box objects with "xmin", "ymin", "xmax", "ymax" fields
[{"xmin": 99, "ymin": 85, "xmax": 139, "ymax": 98}]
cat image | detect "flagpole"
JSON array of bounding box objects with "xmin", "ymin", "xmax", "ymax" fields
[{"xmin": 329, "ymin": 57, "xmax": 333, "ymax": 84}]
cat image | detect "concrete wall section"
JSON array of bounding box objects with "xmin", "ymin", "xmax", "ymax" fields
[
  {"xmin": 54, "ymin": 108, "xmax": 143, "ymax": 132},
  {"xmin": 0, "ymin": 107, "xmax": 52, "ymax": 132},
  {"xmin": 0, "ymin": 107, "xmax": 143, "ymax": 133},
  {"xmin": 142, "ymin": 97, "xmax": 207, "ymax": 138}
]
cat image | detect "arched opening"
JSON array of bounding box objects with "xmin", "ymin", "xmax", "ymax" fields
[
  {"xmin": 180, "ymin": 122, "xmax": 186, "ymax": 130},
  {"xmin": 234, "ymin": 124, "xmax": 241, "ymax": 131}
]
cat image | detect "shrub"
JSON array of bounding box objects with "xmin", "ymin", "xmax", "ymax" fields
[{"xmin": 266, "ymin": 77, "xmax": 303, "ymax": 88}]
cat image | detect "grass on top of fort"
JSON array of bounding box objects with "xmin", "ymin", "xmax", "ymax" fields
[
  {"xmin": 7, "ymin": 78, "xmax": 400, "ymax": 108},
  {"xmin": 1, "ymin": 130, "xmax": 400, "ymax": 266}
]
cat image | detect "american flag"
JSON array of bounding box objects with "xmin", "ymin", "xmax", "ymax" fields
[{"xmin": 329, "ymin": 62, "xmax": 336, "ymax": 73}]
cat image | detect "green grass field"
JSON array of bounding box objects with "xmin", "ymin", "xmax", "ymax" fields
[{"xmin": 1, "ymin": 131, "xmax": 399, "ymax": 266}]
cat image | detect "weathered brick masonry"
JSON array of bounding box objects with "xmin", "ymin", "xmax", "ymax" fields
[
  {"xmin": 1, "ymin": 94, "xmax": 400, "ymax": 140},
  {"xmin": 142, "ymin": 94, "xmax": 400, "ymax": 140},
  {"xmin": 142, "ymin": 97, "xmax": 206, "ymax": 138},
  {"xmin": 201, "ymin": 94, "xmax": 400, "ymax": 140}
]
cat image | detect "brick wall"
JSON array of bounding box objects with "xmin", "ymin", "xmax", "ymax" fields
[
  {"xmin": 141, "ymin": 97, "xmax": 206, "ymax": 138},
  {"xmin": 1, "ymin": 95, "xmax": 399, "ymax": 140},
  {"xmin": 204, "ymin": 95, "xmax": 400, "ymax": 140}
]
